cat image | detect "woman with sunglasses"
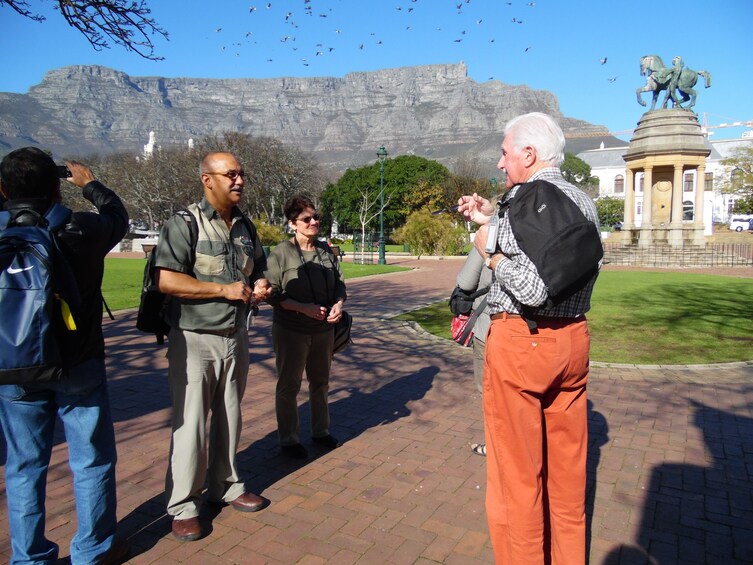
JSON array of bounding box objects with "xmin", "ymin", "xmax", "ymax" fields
[{"xmin": 264, "ymin": 195, "xmax": 347, "ymax": 459}]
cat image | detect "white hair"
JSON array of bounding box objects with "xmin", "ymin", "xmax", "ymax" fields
[{"xmin": 504, "ymin": 112, "xmax": 565, "ymax": 167}]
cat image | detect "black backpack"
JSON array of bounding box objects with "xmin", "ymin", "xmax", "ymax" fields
[
  {"xmin": 498, "ymin": 179, "xmax": 602, "ymax": 319},
  {"xmin": 0, "ymin": 203, "xmax": 81, "ymax": 384},
  {"xmin": 137, "ymin": 210, "xmax": 197, "ymax": 344}
]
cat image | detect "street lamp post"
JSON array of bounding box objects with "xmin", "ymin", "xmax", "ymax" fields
[
  {"xmin": 489, "ymin": 177, "xmax": 498, "ymax": 198},
  {"xmin": 376, "ymin": 146, "xmax": 388, "ymax": 265}
]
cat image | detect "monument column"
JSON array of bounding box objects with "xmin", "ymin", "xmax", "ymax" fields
[
  {"xmin": 693, "ymin": 164, "xmax": 707, "ymax": 244},
  {"xmin": 670, "ymin": 164, "xmax": 684, "ymax": 224},
  {"xmin": 624, "ymin": 169, "xmax": 635, "ymax": 227},
  {"xmin": 642, "ymin": 166, "xmax": 653, "ymax": 226},
  {"xmin": 668, "ymin": 164, "xmax": 685, "ymax": 246}
]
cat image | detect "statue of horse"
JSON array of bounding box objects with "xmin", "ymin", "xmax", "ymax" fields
[{"xmin": 635, "ymin": 55, "xmax": 712, "ymax": 111}]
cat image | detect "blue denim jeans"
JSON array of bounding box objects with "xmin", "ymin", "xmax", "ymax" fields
[{"xmin": 0, "ymin": 359, "xmax": 118, "ymax": 565}]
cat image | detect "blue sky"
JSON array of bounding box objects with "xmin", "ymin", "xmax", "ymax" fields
[{"xmin": 2, "ymin": 0, "xmax": 751, "ymax": 141}]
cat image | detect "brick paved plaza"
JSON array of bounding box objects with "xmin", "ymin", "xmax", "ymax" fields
[{"xmin": 1, "ymin": 258, "xmax": 752, "ymax": 564}]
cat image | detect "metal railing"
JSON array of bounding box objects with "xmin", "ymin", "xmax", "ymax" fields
[{"xmin": 602, "ymin": 242, "xmax": 753, "ymax": 268}]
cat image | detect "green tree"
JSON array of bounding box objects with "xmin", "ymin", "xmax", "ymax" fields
[
  {"xmin": 321, "ymin": 155, "xmax": 450, "ymax": 235},
  {"xmin": 254, "ymin": 219, "xmax": 287, "ymax": 246},
  {"xmin": 595, "ymin": 197, "xmax": 624, "ymax": 227},
  {"xmin": 1, "ymin": 0, "xmax": 168, "ymax": 59},
  {"xmin": 731, "ymin": 195, "xmax": 753, "ymax": 214},
  {"xmin": 561, "ymin": 153, "xmax": 600, "ymax": 198},
  {"xmin": 392, "ymin": 208, "xmax": 466, "ymax": 258},
  {"xmin": 721, "ymin": 146, "xmax": 753, "ymax": 205}
]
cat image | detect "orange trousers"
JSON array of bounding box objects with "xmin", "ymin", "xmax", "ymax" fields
[{"xmin": 483, "ymin": 315, "xmax": 590, "ymax": 564}]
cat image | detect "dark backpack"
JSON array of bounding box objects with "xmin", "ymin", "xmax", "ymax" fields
[
  {"xmin": 448, "ymin": 285, "xmax": 489, "ymax": 316},
  {"xmin": 498, "ymin": 179, "xmax": 602, "ymax": 316},
  {"xmin": 137, "ymin": 210, "xmax": 197, "ymax": 345},
  {"xmin": 0, "ymin": 203, "xmax": 81, "ymax": 384}
]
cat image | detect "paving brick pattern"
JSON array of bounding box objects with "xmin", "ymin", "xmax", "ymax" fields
[{"xmin": 1, "ymin": 258, "xmax": 752, "ymax": 564}]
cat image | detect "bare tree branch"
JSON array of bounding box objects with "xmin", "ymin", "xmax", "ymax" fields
[{"xmin": 1, "ymin": 0, "xmax": 168, "ymax": 60}]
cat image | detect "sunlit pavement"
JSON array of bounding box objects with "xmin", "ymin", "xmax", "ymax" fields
[{"xmin": 1, "ymin": 258, "xmax": 752, "ymax": 564}]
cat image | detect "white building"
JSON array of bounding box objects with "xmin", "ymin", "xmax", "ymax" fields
[{"xmin": 578, "ymin": 133, "xmax": 753, "ymax": 230}]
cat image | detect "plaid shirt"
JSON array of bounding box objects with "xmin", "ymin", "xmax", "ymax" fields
[{"xmin": 488, "ymin": 167, "xmax": 600, "ymax": 318}]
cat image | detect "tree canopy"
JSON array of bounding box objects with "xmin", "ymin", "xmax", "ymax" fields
[
  {"xmin": 595, "ymin": 197, "xmax": 624, "ymax": 227},
  {"xmin": 321, "ymin": 155, "xmax": 451, "ymax": 234},
  {"xmin": 1, "ymin": 0, "xmax": 168, "ymax": 59},
  {"xmin": 561, "ymin": 153, "xmax": 600, "ymax": 199}
]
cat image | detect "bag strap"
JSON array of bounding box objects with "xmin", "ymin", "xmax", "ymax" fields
[
  {"xmin": 458, "ymin": 295, "xmax": 488, "ymax": 344},
  {"xmin": 293, "ymin": 238, "xmax": 336, "ymax": 306}
]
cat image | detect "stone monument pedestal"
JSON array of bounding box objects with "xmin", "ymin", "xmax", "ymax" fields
[{"xmin": 622, "ymin": 109, "xmax": 710, "ymax": 247}]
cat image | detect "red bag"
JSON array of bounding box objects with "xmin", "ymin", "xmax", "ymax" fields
[{"xmin": 451, "ymin": 314, "xmax": 474, "ymax": 347}]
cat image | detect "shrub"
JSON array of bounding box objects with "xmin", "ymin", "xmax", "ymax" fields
[
  {"xmin": 393, "ymin": 208, "xmax": 466, "ymax": 257},
  {"xmin": 254, "ymin": 220, "xmax": 287, "ymax": 246}
]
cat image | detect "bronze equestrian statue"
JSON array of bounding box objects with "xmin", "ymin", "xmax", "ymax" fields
[{"xmin": 636, "ymin": 55, "xmax": 712, "ymax": 112}]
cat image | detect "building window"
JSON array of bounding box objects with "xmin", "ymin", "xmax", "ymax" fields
[
  {"xmin": 637, "ymin": 173, "xmax": 644, "ymax": 194},
  {"xmin": 683, "ymin": 200, "xmax": 694, "ymax": 221},
  {"xmin": 705, "ymin": 172, "xmax": 713, "ymax": 191},
  {"xmin": 614, "ymin": 175, "xmax": 624, "ymax": 193},
  {"xmin": 683, "ymin": 172, "xmax": 694, "ymax": 192},
  {"xmin": 731, "ymin": 168, "xmax": 745, "ymax": 190},
  {"xmin": 636, "ymin": 202, "xmax": 642, "ymax": 216}
]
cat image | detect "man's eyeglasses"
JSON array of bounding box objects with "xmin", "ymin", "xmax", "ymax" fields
[
  {"xmin": 205, "ymin": 169, "xmax": 245, "ymax": 181},
  {"xmin": 295, "ymin": 213, "xmax": 321, "ymax": 224}
]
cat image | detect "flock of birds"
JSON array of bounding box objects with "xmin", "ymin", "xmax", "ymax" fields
[{"xmin": 210, "ymin": 1, "xmax": 619, "ymax": 83}]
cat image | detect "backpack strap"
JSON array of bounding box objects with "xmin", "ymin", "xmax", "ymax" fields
[
  {"xmin": 44, "ymin": 202, "xmax": 73, "ymax": 232},
  {"xmin": 175, "ymin": 208, "xmax": 199, "ymax": 264},
  {"xmin": 457, "ymin": 295, "xmax": 489, "ymax": 344}
]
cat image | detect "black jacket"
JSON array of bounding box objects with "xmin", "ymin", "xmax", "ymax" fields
[{"xmin": 4, "ymin": 181, "xmax": 128, "ymax": 368}]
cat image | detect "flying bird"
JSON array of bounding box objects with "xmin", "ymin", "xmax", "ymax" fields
[
  {"xmin": 600, "ymin": 57, "xmax": 608, "ymax": 65},
  {"xmin": 608, "ymin": 76, "xmax": 619, "ymax": 83}
]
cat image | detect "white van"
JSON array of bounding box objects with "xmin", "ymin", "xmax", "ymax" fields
[{"xmin": 729, "ymin": 216, "xmax": 753, "ymax": 232}]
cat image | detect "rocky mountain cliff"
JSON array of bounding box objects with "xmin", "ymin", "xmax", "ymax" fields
[{"xmin": 0, "ymin": 63, "xmax": 622, "ymax": 171}]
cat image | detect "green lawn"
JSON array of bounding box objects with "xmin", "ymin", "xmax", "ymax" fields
[
  {"xmin": 101, "ymin": 257, "xmax": 408, "ymax": 312},
  {"xmin": 396, "ymin": 271, "xmax": 753, "ymax": 365}
]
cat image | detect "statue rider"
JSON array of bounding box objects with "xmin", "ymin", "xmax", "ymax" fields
[{"xmin": 667, "ymin": 56, "xmax": 684, "ymax": 107}]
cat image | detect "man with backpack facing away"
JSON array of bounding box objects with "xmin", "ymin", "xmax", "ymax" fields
[
  {"xmin": 0, "ymin": 147, "xmax": 129, "ymax": 564},
  {"xmin": 458, "ymin": 113, "xmax": 600, "ymax": 564},
  {"xmin": 154, "ymin": 152, "xmax": 271, "ymax": 542}
]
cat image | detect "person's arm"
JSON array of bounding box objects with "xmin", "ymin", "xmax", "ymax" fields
[
  {"xmin": 457, "ymin": 193, "xmax": 494, "ymax": 225},
  {"xmin": 263, "ymin": 245, "xmax": 328, "ymax": 320},
  {"xmin": 154, "ymin": 213, "xmax": 252, "ymax": 303},
  {"xmin": 156, "ymin": 268, "xmax": 252, "ymax": 303},
  {"xmin": 326, "ymin": 253, "xmax": 347, "ymax": 323},
  {"xmin": 65, "ymin": 161, "xmax": 129, "ymax": 249},
  {"xmin": 456, "ymin": 247, "xmax": 485, "ymax": 292},
  {"xmin": 474, "ymin": 219, "xmax": 548, "ymax": 307}
]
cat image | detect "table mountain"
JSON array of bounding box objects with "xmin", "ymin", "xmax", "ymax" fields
[{"xmin": 0, "ymin": 62, "xmax": 619, "ymax": 170}]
